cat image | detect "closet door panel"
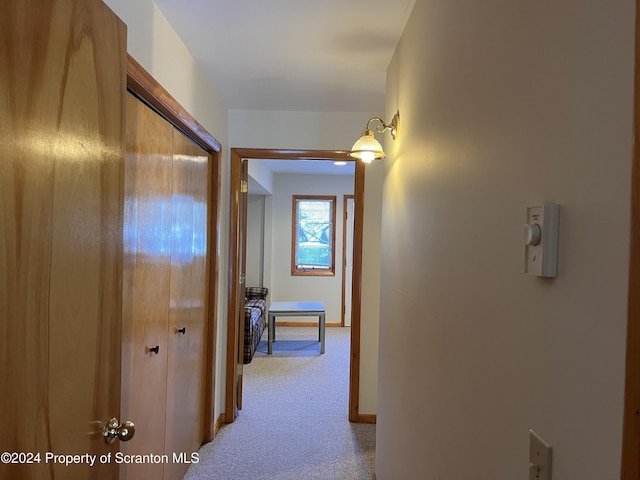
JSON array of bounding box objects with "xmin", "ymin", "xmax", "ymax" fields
[
  {"xmin": 121, "ymin": 93, "xmax": 173, "ymax": 480},
  {"xmin": 164, "ymin": 130, "xmax": 208, "ymax": 480}
]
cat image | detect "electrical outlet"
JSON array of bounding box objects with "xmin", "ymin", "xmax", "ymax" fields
[{"xmin": 529, "ymin": 430, "xmax": 552, "ymax": 480}]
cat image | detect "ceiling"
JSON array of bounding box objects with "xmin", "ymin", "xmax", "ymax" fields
[
  {"xmin": 247, "ymin": 159, "xmax": 355, "ymax": 195},
  {"xmin": 154, "ymin": 0, "xmax": 415, "ymax": 113},
  {"xmin": 153, "ymin": 0, "xmax": 413, "ymax": 181},
  {"xmin": 256, "ymin": 159, "xmax": 355, "ymax": 176}
]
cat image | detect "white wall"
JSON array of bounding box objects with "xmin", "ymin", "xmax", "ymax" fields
[
  {"xmin": 376, "ymin": 1, "xmax": 634, "ymax": 479},
  {"xmin": 359, "ymin": 159, "xmax": 383, "ymax": 414},
  {"xmin": 248, "ymin": 161, "xmax": 274, "ymax": 195},
  {"xmin": 268, "ymin": 173, "xmax": 354, "ymax": 325},
  {"xmin": 230, "ymin": 110, "xmax": 383, "ymax": 414},
  {"xmin": 229, "ymin": 110, "xmax": 377, "ymax": 152},
  {"xmin": 102, "ymin": 0, "xmax": 231, "ymax": 420},
  {"xmin": 246, "ymin": 195, "xmax": 265, "ymax": 287}
]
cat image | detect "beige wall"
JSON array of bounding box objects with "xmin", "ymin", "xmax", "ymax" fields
[
  {"xmin": 246, "ymin": 195, "xmax": 266, "ymax": 287},
  {"xmin": 269, "ymin": 173, "xmax": 354, "ymax": 323},
  {"xmin": 359, "ymin": 159, "xmax": 383, "ymax": 414},
  {"xmin": 229, "ymin": 110, "xmax": 378, "ymax": 151},
  {"xmin": 102, "ymin": 0, "xmax": 231, "ymax": 420},
  {"xmin": 376, "ymin": 0, "xmax": 634, "ymax": 479}
]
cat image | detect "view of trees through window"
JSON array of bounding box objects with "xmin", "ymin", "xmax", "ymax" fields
[{"xmin": 292, "ymin": 196, "xmax": 335, "ymax": 275}]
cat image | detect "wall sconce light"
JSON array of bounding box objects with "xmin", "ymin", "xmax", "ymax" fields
[{"xmin": 349, "ymin": 112, "xmax": 399, "ymax": 163}]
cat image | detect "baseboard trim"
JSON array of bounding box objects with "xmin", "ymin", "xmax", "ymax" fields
[
  {"xmin": 357, "ymin": 413, "xmax": 377, "ymax": 424},
  {"xmin": 275, "ymin": 321, "xmax": 342, "ymax": 327},
  {"xmin": 213, "ymin": 414, "xmax": 225, "ymax": 436}
]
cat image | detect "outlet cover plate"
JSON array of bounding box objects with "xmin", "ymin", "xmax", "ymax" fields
[{"xmin": 529, "ymin": 429, "xmax": 552, "ymax": 480}]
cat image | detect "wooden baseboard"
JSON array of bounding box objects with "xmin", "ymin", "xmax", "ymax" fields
[
  {"xmin": 357, "ymin": 413, "xmax": 377, "ymax": 424},
  {"xmin": 213, "ymin": 414, "xmax": 225, "ymax": 436},
  {"xmin": 275, "ymin": 321, "xmax": 342, "ymax": 327}
]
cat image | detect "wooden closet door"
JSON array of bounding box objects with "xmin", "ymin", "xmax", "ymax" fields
[
  {"xmin": 164, "ymin": 130, "xmax": 208, "ymax": 480},
  {"xmin": 121, "ymin": 93, "xmax": 173, "ymax": 480},
  {"xmin": 0, "ymin": 1, "xmax": 126, "ymax": 479}
]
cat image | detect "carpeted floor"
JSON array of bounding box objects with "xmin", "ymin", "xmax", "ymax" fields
[{"xmin": 183, "ymin": 326, "xmax": 376, "ymax": 480}]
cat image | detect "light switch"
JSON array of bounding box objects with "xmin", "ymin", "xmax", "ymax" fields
[
  {"xmin": 524, "ymin": 203, "xmax": 559, "ymax": 277},
  {"xmin": 529, "ymin": 429, "xmax": 552, "ymax": 480}
]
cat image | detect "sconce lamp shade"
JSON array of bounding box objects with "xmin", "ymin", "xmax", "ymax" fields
[
  {"xmin": 349, "ymin": 129, "xmax": 385, "ymax": 163},
  {"xmin": 349, "ymin": 113, "xmax": 398, "ymax": 163}
]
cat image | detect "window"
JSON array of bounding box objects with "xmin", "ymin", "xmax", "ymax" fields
[{"xmin": 292, "ymin": 195, "xmax": 336, "ymax": 276}]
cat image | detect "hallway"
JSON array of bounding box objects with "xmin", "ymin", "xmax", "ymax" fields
[{"xmin": 183, "ymin": 327, "xmax": 375, "ymax": 480}]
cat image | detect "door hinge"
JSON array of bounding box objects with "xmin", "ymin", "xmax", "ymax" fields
[
  {"xmin": 239, "ymin": 272, "xmax": 246, "ymax": 284},
  {"xmin": 237, "ymin": 364, "xmax": 243, "ymax": 375},
  {"xmin": 241, "ymin": 180, "xmax": 248, "ymax": 193}
]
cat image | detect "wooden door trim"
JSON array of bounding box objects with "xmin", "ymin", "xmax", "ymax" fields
[
  {"xmin": 225, "ymin": 148, "xmax": 367, "ymax": 423},
  {"xmin": 126, "ymin": 55, "xmax": 222, "ymax": 442},
  {"xmin": 237, "ymin": 159, "xmax": 249, "ymax": 410},
  {"xmin": 127, "ymin": 55, "xmax": 221, "ymax": 153},
  {"xmin": 349, "ymin": 163, "xmax": 365, "ymax": 422},
  {"xmin": 621, "ymin": 0, "xmax": 640, "ymax": 476},
  {"xmin": 226, "ymin": 149, "xmax": 243, "ymax": 422},
  {"xmin": 341, "ymin": 195, "xmax": 355, "ymax": 327}
]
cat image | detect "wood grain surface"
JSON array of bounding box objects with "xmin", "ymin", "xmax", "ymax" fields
[
  {"xmin": 121, "ymin": 94, "xmax": 210, "ymax": 480},
  {"xmin": 621, "ymin": 0, "xmax": 640, "ymax": 477},
  {"xmin": 120, "ymin": 93, "xmax": 173, "ymax": 480},
  {"xmin": 126, "ymin": 55, "xmax": 221, "ymax": 444},
  {"xmin": 0, "ymin": 1, "xmax": 126, "ymax": 479},
  {"xmin": 163, "ymin": 129, "xmax": 208, "ymax": 480}
]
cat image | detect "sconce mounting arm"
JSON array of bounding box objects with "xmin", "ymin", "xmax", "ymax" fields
[{"xmin": 366, "ymin": 113, "xmax": 399, "ymax": 140}]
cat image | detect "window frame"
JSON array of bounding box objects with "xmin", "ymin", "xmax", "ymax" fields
[{"xmin": 291, "ymin": 195, "xmax": 336, "ymax": 276}]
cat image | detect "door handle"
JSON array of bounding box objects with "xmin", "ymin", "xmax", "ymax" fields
[{"xmin": 103, "ymin": 417, "xmax": 135, "ymax": 444}]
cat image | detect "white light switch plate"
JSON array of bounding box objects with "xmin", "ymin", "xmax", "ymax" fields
[
  {"xmin": 524, "ymin": 203, "xmax": 559, "ymax": 277},
  {"xmin": 529, "ymin": 429, "xmax": 552, "ymax": 480}
]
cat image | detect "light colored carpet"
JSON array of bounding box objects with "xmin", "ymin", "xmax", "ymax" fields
[{"xmin": 183, "ymin": 327, "xmax": 376, "ymax": 480}]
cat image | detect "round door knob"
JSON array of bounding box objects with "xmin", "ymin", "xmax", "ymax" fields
[
  {"xmin": 103, "ymin": 417, "xmax": 135, "ymax": 444},
  {"xmin": 524, "ymin": 223, "xmax": 542, "ymax": 246},
  {"xmin": 118, "ymin": 420, "xmax": 135, "ymax": 442}
]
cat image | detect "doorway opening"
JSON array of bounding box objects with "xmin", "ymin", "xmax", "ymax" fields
[{"xmin": 225, "ymin": 149, "xmax": 367, "ymax": 424}]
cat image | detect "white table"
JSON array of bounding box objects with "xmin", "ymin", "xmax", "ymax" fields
[{"xmin": 267, "ymin": 301, "xmax": 326, "ymax": 354}]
